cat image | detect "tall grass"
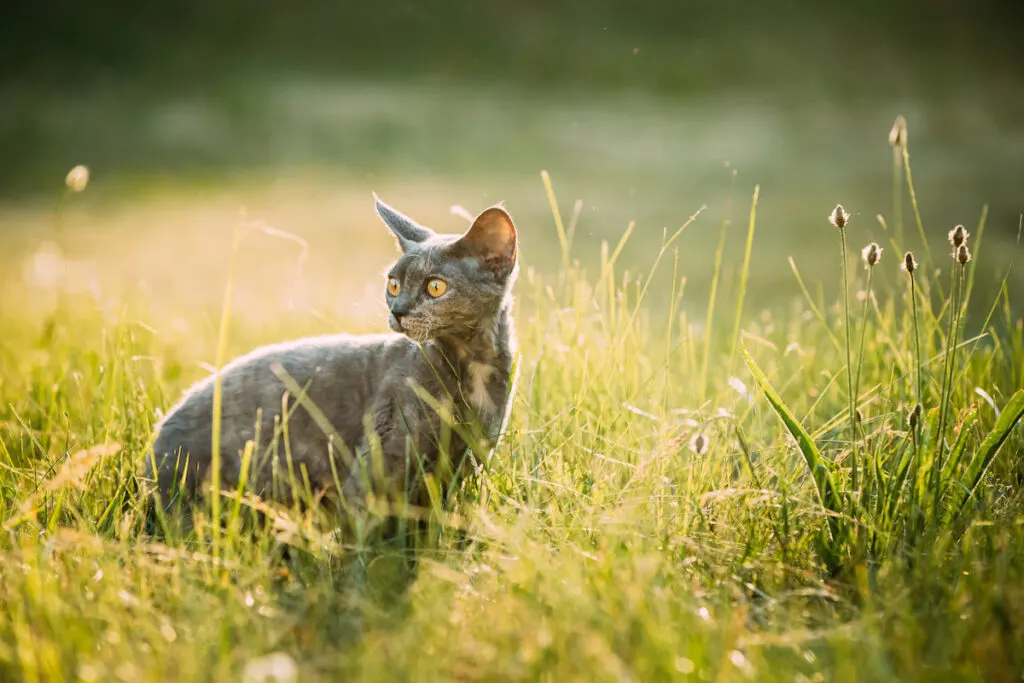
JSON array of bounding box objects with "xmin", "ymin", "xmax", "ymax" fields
[{"xmin": 1, "ymin": 126, "xmax": 1023, "ymax": 682}]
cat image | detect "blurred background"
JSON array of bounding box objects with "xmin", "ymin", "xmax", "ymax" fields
[{"xmin": 2, "ymin": 0, "xmax": 1022, "ymax": 334}]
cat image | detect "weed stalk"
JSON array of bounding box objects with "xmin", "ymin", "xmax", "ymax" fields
[
  {"xmin": 889, "ymin": 116, "xmax": 906, "ymax": 247},
  {"xmin": 933, "ymin": 237, "xmax": 971, "ymax": 516},
  {"xmin": 830, "ymin": 205, "xmax": 858, "ymax": 502}
]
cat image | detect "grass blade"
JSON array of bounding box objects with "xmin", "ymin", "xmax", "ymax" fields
[
  {"xmin": 700, "ymin": 187, "xmax": 732, "ymax": 403},
  {"xmin": 788, "ymin": 257, "xmax": 841, "ymax": 352},
  {"xmin": 940, "ymin": 406, "xmax": 976, "ymax": 489},
  {"xmin": 881, "ymin": 435, "xmax": 913, "ymax": 530},
  {"xmin": 540, "ymin": 170, "xmax": 570, "ymax": 271},
  {"xmin": 742, "ymin": 347, "xmax": 843, "ymax": 539},
  {"xmin": 729, "ymin": 185, "xmax": 759, "ymax": 368},
  {"xmin": 954, "ymin": 390, "xmax": 1024, "ymax": 518}
]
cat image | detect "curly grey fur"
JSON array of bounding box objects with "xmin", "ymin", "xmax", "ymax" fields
[{"xmin": 144, "ymin": 197, "xmax": 518, "ymax": 509}]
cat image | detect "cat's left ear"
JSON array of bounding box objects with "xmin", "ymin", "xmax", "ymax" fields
[
  {"xmin": 454, "ymin": 205, "xmax": 518, "ymax": 278},
  {"xmin": 374, "ymin": 194, "xmax": 435, "ymax": 252}
]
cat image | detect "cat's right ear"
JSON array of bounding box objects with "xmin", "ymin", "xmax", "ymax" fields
[
  {"xmin": 374, "ymin": 194, "xmax": 435, "ymax": 252},
  {"xmin": 453, "ymin": 205, "xmax": 518, "ymax": 279}
]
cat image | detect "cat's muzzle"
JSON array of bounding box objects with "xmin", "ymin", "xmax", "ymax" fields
[{"xmin": 390, "ymin": 313, "xmax": 430, "ymax": 342}]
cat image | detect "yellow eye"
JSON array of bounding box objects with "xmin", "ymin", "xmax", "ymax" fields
[
  {"xmin": 387, "ymin": 278, "xmax": 400, "ymax": 296},
  {"xmin": 426, "ymin": 279, "xmax": 448, "ymax": 298}
]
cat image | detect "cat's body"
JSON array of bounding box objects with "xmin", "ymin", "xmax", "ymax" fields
[{"xmin": 145, "ymin": 198, "xmax": 518, "ymax": 508}]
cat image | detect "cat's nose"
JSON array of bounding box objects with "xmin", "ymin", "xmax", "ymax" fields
[{"xmin": 391, "ymin": 302, "xmax": 410, "ymax": 320}]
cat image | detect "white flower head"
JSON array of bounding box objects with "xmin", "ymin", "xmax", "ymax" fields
[{"xmin": 66, "ymin": 165, "xmax": 90, "ymax": 192}]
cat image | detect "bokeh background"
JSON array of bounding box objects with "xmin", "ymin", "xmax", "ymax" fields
[{"xmin": 2, "ymin": 0, "xmax": 1022, "ymax": 335}]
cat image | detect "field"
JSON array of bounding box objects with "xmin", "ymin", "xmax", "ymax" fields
[{"xmin": 1, "ymin": 89, "xmax": 1023, "ymax": 681}]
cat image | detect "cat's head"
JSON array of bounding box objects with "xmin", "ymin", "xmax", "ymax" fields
[{"xmin": 374, "ymin": 196, "xmax": 518, "ymax": 343}]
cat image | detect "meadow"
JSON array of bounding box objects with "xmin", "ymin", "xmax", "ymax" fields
[{"xmin": 1, "ymin": 102, "xmax": 1023, "ymax": 682}]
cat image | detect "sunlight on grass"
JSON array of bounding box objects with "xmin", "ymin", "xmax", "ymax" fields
[{"xmin": 1, "ymin": 123, "xmax": 1023, "ymax": 682}]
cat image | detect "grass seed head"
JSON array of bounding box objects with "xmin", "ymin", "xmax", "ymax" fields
[
  {"xmin": 901, "ymin": 251, "xmax": 918, "ymax": 274},
  {"xmin": 956, "ymin": 244, "xmax": 971, "ymax": 266},
  {"xmin": 948, "ymin": 224, "xmax": 969, "ymax": 248},
  {"xmin": 65, "ymin": 165, "xmax": 90, "ymax": 193},
  {"xmin": 889, "ymin": 115, "xmax": 907, "ymax": 148},
  {"xmin": 828, "ymin": 204, "xmax": 851, "ymax": 230},
  {"xmin": 861, "ymin": 242, "xmax": 882, "ymax": 268},
  {"xmin": 908, "ymin": 403, "xmax": 922, "ymax": 429}
]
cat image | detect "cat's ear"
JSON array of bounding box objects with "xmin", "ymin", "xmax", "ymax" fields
[
  {"xmin": 454, "ymin": 205, "xmax": 518, "ymax": 278},
  {"xmin": 374, "ymin": 194, "xmax": 435, "ymax": 251}
]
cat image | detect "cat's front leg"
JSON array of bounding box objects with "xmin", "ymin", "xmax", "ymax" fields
[
  {"xmin": 338, "ymin": 432, "xmax": 419, "ymax": 511},
  {"xmin": 338, "ymin": 384, "xmax": 479, "ymax": 514},
  {"xmin": 339, "ymin": 399, "xmax": 429, "ymax": 509}
]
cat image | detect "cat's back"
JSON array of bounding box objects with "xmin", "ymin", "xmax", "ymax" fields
[
  {"xmin": 158, "ymin": 332, "xmax": 408, "ymax": 418},
  {"xmin": 148, "ymin": 332, "xmax": 422, "ymax": 477}
]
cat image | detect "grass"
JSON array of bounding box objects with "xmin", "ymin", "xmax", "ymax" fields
[{"xmin": 1, "ymin": 127, "xmax": 1024, "ymax": 682}]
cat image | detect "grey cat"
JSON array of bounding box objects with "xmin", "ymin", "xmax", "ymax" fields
[{"xmin": 144, "ymin": 197, "xmax": 518, "ymax": 511}]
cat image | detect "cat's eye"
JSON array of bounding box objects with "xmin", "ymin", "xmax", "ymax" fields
[
  {"xmin": 387, "ymin": 278, "xmax": 401, "ymax": 296},
  {"xmin": 426, "ymin": 279, "xmax": 448, "ymax": 298}
]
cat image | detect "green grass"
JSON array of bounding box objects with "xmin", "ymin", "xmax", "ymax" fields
[{"xmin": 1, "ymin": 133, "xmax": 1024, "ymax": 682}]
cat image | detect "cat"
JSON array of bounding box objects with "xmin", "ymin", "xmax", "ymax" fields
[{"xmin": 144, "ymin": 196, "xmax": 518, "ymax": 512}]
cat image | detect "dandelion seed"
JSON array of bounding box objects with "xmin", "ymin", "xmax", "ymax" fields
[
  {"xmin": 65, "ymin": 165, "xmax": 90, "ymax": 192},
  {"xmin": 861, "ymin": 242, "xmax": 882, "ymax": 268},
  {"xmin": 901, "ymin": 251, "xmax": 918, "ymax": 274},
  {"xmin": 828, "ymin": 204, "xmax": 850, "ymax": 230},
  {"xmin": 948, "ymin": 225, "xmax": 969, "ymax": 248},
  {"xmin": 889, "ymin": 116, "xmax": 907, "ymax": 148},
  {"xmin": 956, "ymin": 245, "xmax": 971, "ymax": 265},
  {"xmin": 689, "ymin": 433, "xmax": 709, "ymax": 456}
]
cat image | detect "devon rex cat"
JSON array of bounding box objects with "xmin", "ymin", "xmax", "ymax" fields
[{"xmin": 145, "ymin": 197, "xmax": 518, "ymax": 511}]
